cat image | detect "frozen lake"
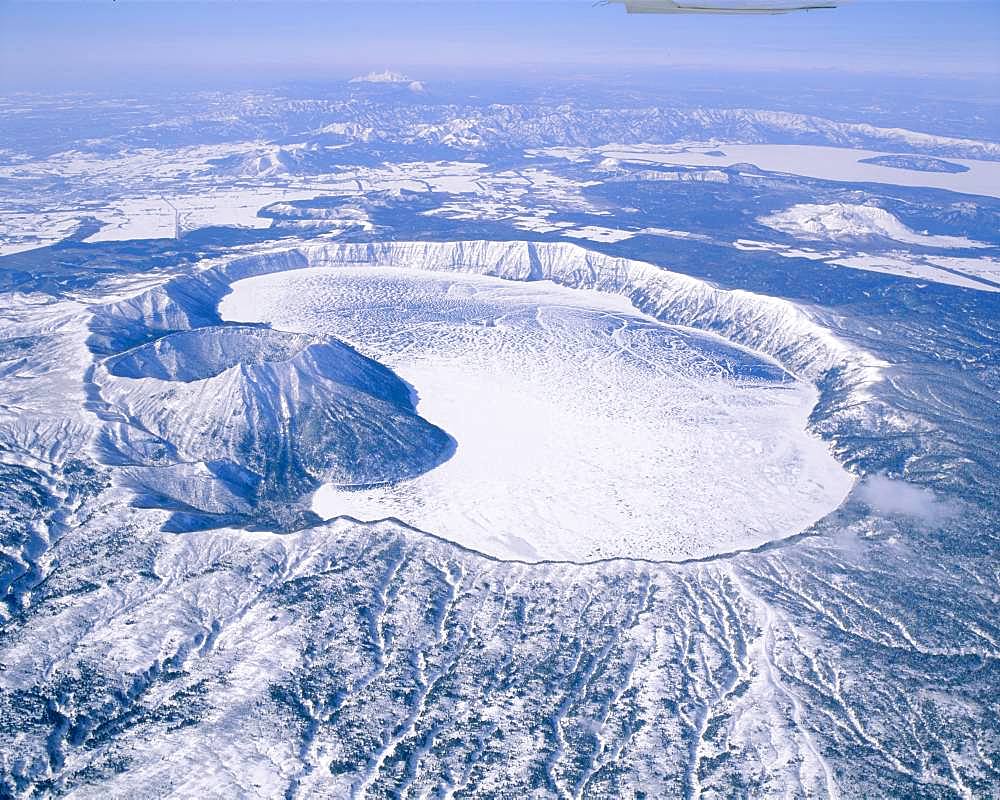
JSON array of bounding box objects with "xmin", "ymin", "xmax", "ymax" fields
[
  {"xmin": 593, "ymin": 143, "xmax": 1000, "ymax": 198},
  {"xmin": 221, "ymin": 266, "xmax": 854, "ymax": 561}
]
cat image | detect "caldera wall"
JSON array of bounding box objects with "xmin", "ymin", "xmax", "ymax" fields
[{"xmin": 87, "ymin": 240, "xmax": 892, "ymax": 539}]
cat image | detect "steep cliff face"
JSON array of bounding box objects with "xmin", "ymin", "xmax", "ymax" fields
[
  {"xmin": 215, "ymin": 240, "xmax": 882, "ymax": 383},
  {"xmin": 90, "ymin": 240, "xmax": 877, "ymax": 389}
]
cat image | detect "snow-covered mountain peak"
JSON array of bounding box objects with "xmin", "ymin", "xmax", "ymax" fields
[
  {"xmin": 350, "ymin": 69, "xmax": 412, "ymax": 84},
  {"xmin": 105, "ymin": 326, "xmax": 314, "ymax": 382},
  {"xmin": 759, "ymin": 202, "xmax": 989, "ymax": 249},
  {"xmin": 91, "ymin": 323, "xmax": 453, "ymax": 530},
  {"xmin": 349, "ymin": 70, "xmax": 425, "ymax": 92}
]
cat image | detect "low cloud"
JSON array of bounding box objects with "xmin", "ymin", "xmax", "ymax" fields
[{"xmin": 857, "ymin": 475, "xmax": 955, "ymax": 526}]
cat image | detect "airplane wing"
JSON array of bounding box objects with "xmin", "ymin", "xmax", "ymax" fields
[{"xmin": 606, "ymin": 0, "xmax": 838, "ymax": 13}]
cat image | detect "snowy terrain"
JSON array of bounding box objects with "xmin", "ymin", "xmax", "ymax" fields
[
  {"xmin": 222, "ymin": 266, "xmax": 852, "ymax": 561},
  {"xmin": 1, "ymin": 231, "xmax": 996, "ymax": 799},
  {"xmin": 758, "ymin": 203, "xmax": 988, "ymax": 249},
  {"xmin": 1, "ymin": 83, "xmax": 999, "ymax": 800},
  {"xmin": 92, "ymin": 324, "xmax": 452, "ymax": 531}
]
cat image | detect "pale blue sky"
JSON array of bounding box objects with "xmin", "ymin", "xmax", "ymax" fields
[{"xmin": 1, "ymin": 1, "xmax": 998, "ymax": 89}]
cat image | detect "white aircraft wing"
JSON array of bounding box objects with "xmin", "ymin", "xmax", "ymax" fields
[{"xmin": 607, "ymin": 0, "xmax": 838, "ymax": 14}]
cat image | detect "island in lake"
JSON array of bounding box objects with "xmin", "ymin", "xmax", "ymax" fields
[{"xmin": 860, "ymin": 153, "xmax": 970, "ymax": 173}]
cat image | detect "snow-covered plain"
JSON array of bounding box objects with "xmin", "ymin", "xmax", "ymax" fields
[
  {"xmin": 0, "ymin": 148, "xmax": 602, "ymax": 252},
  {"xmin": 221, "ymin": 266, "xmax": 853, "ymax": 562},
  {"xmin": 829, "ymin": 252, "xmax": 1000, "ymax": 292}
]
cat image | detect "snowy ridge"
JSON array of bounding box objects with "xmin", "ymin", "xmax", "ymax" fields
[
  {"xmin": 217, "ymin": 240, "xmax": 883, "ymax": 386},
  {"xmin": 0, "ymin": 294, "xmax": 102, "ymax": 619},
  {"xmin": 678, "ymin": 109, "xmax": 1000, "ymax": 161},
  {"xmin": 212, "ymin": 146, "xmax": 301, "ymax": 178},
  {"xmin": 388, "ymin": 106, "xmax": 1000, "ymax": 160},
  {"xmin": 88, "ymin": 268, "xmax": 233, "ymax": 354}
]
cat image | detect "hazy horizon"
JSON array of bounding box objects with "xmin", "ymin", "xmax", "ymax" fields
[{"xmin": 2, "ymin": 0, "xmax": 998, "ymax": 92}]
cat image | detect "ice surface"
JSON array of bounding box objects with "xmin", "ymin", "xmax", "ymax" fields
[
  {"xmin": 221, "ymin": 266, "xmax": 854, "ymax": 561},
  {"xmin": 563, "ymin": 143, "xmax": 1000, "ymax": 198}
]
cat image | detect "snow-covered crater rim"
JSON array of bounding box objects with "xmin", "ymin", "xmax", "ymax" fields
[
  {"xmin": 219, "ymin": 257, "xmax": 860, "ymax": 563},
  {"xmin": 84, "ymin": 239, "xmax": 883, "ymax": 555},
  {"xmin": 103, "ymin": 325, "xmax": 317, "ymax": 383},
  {"xmin": 215, "ymin": 239, "xmax": 883, "ymax": 389}
]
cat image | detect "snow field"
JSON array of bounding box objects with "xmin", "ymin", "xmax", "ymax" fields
[{"xmin": 221, "ymin": 266, "xmax": 854, "ymax": 561}]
